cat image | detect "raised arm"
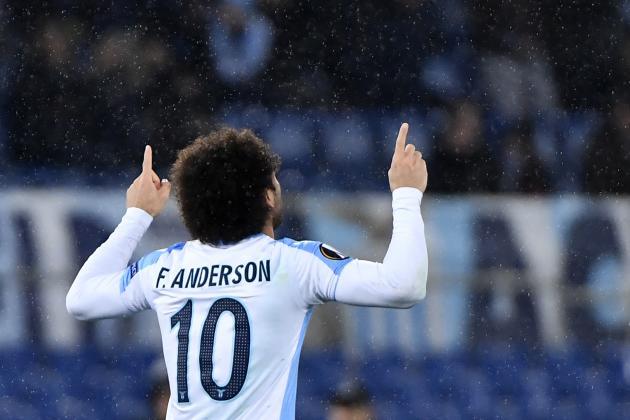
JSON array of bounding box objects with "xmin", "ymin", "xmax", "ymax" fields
[
  {"xmin": 333, "ymin": 123, "xmax": 428, "ymax": 308},
  {"xmin": 66, "ymin": 146, "xmax": 171, "ymax": 320},
  {"xmin": 333, "ymin": 188, "xmax": 426, "ymax": 308}
]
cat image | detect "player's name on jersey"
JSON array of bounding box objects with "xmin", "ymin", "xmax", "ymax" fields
[{"xmin": 155, "ymin": 260, "xmax": 271, "ymax": 289}]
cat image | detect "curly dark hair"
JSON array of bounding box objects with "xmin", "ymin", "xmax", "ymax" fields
[{"xmin": 170, "ymin": 127, "xmax": 281, "ymax": 244}]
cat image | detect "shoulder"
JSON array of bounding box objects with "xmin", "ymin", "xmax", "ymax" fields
[
  {"xmin": 275, "ymin": 237, "xmax": 353, "ymax": 275},
  {"xmin": 120, "ymin": 241, "xmax": 187, "ymax": 292},
  {"xmin": 137, "ymin": 241, "xmax": 186, "ymax": 268}
]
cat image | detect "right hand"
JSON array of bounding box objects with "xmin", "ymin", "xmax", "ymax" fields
[
  {"xmin": 388, "ymin": 123, "xmax": 428, "ymax": 192},
  {"xmin": 126, "ymin": 145, "xmax": 172, "ymax": 217}
]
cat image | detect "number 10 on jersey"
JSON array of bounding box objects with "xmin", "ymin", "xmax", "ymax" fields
[{"xmin": 171, "ymin": 298, "xmax": 251, "ymax": 402}]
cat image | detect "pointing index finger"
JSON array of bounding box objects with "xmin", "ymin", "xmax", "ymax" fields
[
  {"xmin": 143, "ymin": 145, "xmax": 152, "ymax": 174},
  {"xmin": 395, "ymin": 123, "xmax": 409, "ymax": 155}
]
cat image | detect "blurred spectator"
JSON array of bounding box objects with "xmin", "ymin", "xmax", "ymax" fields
[
  {"xmin": 479, "ymin": 34, "xmax": 558, "ymax": 121},
  {"xmin": 3, "ymin": 0, "xmax": 630, "ymax": 192},
  {"xmin": 210, "ymin": 1, "xmax": 274, "ymax": 87},
  {"xmin": 328, "ymin": 382, "xmax": 375, "ymax": 420},
  {"xmin": 430, "ymin": 100, "xmax": 500, "ymax": 193},
  {"xmin": 499, "ymin": 122, "xmax": 551, "ymax": 193},
  {"xmin": 583, "ymin": 101, "xmax": 630, "ymax": 194},
  {"xmin": 471, "ymin": 1, "xmax": 558, "ymax": 119}
]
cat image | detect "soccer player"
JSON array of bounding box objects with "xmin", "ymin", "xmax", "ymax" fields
[{"xmin": 66, "ymin": 123, "xmax": 428, "ymax": 419}]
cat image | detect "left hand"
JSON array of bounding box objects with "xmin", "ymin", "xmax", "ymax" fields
[
  {"xmin": 388, "ymin": 123, "xmax": 428, "ymax": 192},
  {"xmin": 126, "ymin": 145, "xmax": 172, "ymax": 217}
]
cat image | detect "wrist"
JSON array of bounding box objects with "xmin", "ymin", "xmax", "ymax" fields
[
  {"xmin": 392, "ymin": 187, "xmax": 423, "ymax": 209},
  {"xmin": 392, "ymin": 187, "xmax": 423, "ymax": 199},
  {"xmin": 124, "ymin": 207, "xmax": 154, "ymax": 227}
]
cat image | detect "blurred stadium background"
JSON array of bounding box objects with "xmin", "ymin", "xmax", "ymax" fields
[{"xmin": 1, "ymin": 0, "xmax": 630, "ymax": 419}]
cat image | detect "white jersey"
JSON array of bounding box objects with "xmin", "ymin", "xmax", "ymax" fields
[{"xmin": 66, "ymin": 188, "xmax": 428, "ymax": 420}]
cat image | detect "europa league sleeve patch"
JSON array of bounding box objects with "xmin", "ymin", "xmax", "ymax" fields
[{"xmin": 319, "ymin": 243, "xmax": 348, "ymax": 260}]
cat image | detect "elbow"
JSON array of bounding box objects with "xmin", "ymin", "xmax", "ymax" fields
[
  {"xmin": 393, "ymin": 285, "xmax": 426, "ymax": 308},
  {"xmin": 66, "ymin": 287, "xmax": 91, "ymax": 321},
  {"xmin": 408, "ymin": 283, "xmax": 427, "ymax": 305},
  {"xmin": 387, "ymin": 269, "xmax": 427, "ymax": 308}
]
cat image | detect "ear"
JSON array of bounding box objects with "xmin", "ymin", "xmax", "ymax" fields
[{"xmin": 265, "ymin": 188, "xmax": 275, "ymax": 208}]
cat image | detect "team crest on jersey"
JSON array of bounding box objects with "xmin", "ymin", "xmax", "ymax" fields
[{"xmin": 319, "ymin": 243, "xmax": 348, "ymax": 260}]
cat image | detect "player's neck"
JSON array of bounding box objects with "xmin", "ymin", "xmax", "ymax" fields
[{"xmin": 262, "ymin": 221, "xmax": 275, "ymax": 239}]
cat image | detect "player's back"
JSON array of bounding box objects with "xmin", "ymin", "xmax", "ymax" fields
[
  {"xmin": 66, "ymin": 125, "xmax": 427, "ymax": 420},
  {"xmin": 140, "ymin": 233, "xmax": 328, "ymax": 420}
]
